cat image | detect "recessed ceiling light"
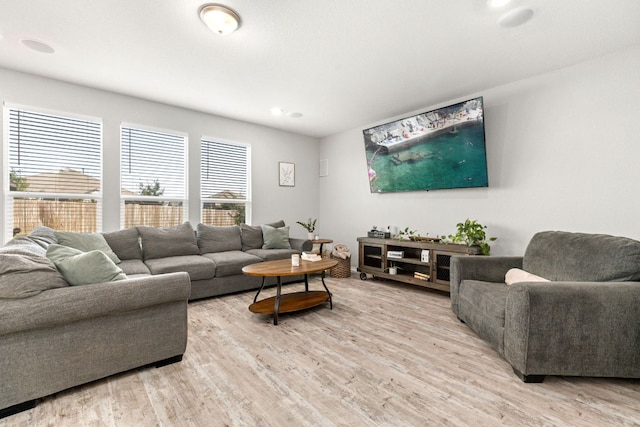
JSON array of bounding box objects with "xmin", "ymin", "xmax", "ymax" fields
[
  {"xmin": 199, "ymin": 4, "xmax": 241, "ymax": 35},
  {"xmin": 497, "ymin": 7, "xmax": 534, "ymax": 28},
  {"xmin": 20, "ymin": 38, "xmax": 55, "ymax": 54},
  {"xmin": 270, "ymin": 107, "xmax": 284, "ymax": 116}
]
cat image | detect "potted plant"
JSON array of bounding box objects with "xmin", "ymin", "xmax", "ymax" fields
[
  {"xmin": 394, "ymin": 227, "xmax": 421, "ymax": 241},
  {"xmin": 296, "ymin": 218, "xmax": 317, "ymax": 240},
  {"xmin": 442, "ymin": 218, "xmax": 497, "ymax": 255},
  {"xmin": 385, "ymin": 261, "xmax": 402, "ymax": 275}
]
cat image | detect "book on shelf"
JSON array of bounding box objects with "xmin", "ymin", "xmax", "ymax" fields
[
  {"xmin": 413, "ymin": 272, "xmax": 430, "ymax": 281},
  {"xmin": 387, "ymin": 251, "xmax": 404, "ymax": 259}
]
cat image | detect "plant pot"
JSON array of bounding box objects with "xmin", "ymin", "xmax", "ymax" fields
[
  {"xmin": 308, "ymin": 232, "xmax": 315, "ymax": 240},
  {"xmin": 388, "ymin": 266, "xmax": 397, "ymax": 275}
]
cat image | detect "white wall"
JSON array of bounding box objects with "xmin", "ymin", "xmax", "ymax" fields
[
  {"xmin": 319, "ymin": 45, "xmax": 640, "ymax": 262},
  {"xmin": 0, "ymin": 68, "xmax": 320, "ymax": 242}
]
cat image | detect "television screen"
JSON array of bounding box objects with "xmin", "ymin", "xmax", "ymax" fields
[{"xmin": 363, "ymin": 97, "xmax": 488, "ymax": 193}]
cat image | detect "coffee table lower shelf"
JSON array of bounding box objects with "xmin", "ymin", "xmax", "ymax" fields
[{"xmin": 249, "ymin": 291, "xmax": 330, "ymax": 315}]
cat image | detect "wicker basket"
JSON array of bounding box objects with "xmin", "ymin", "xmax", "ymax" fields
[{"xmin": 330, "ymin": 254, "xmax": 351, "ymax": 278}]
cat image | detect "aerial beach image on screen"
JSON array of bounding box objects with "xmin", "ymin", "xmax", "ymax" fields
[{"xmin": 363, "ymin": 97, "xmax": 489, "ymax": 193}]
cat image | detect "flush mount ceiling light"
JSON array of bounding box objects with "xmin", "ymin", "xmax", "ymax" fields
[
  {"xmin": 20, "ymin": 38, "xmax": 55, "ymax": 54},
  {"xmin": 497, "ymin": 7, "xmax": 534, "ymax": 28},
  {"xmin": 199, "ymin": 4, "xmax": 241, "ymax": 35},
  {"xmin": 270, "ymin": 107, "xmax": 303, "ymax": 118}
]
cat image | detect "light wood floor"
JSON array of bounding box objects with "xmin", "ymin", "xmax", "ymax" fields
[{"xmin": 3, "ymin": 275, "xmax": 640, "ymax": 426}]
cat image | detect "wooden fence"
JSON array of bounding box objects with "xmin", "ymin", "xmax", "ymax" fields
[
  {"xmin": 12, "ymin": 199, "xmax": 239, "ymax": 236},
  {"xmin": 122, "ymin": 203, "xmax": 184, "ymax": 229},
  {"xmin": 13, "ymin": 199, "xmax": 98, "ymax": 235}
]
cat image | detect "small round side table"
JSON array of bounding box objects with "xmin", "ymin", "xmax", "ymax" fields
[{"xmin": 310, "ymin": 239, "xmax": 333, "ymax": 256}]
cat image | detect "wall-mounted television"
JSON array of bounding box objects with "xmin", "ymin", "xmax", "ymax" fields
[{"xmin": 363, "ymin": 97, "xmax": 488, "ymax": 193}]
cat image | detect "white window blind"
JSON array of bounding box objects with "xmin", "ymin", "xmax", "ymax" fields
[
  {"xmin": 6, "ymin": 106, "xmax": 102, "ymax": 236},
  {"xmin": 201, "ymin": 139, "xmax": 250, "ymax": 225},
  {"xmin": 120, "ymin": 125, "xmax": 187, "ymax": 228}
]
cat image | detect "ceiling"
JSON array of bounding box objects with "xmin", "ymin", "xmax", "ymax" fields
[{"xmin": 1, "ymin": 1, "xmax": 639, "ymax": 138}]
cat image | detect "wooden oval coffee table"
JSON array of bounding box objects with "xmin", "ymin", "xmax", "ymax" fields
[{"xmin": 243, "ymin": 258, "xmax": 338, "ymax": 325}]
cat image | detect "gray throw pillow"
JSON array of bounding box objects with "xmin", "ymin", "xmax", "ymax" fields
[
  {"xmin": 28, "ymin": 226, "xmax": 58, "ymax": 248},
  {"xmin": 240, "ymin": 220, "xmax": 285, "ymax": 251},
  {"xmin": 261, "ymin": 225, "xmax": 291, "ymax": 249},
  {"xmin": 196, "ymin": 224, "xmax": 242, "ymax": 254},
  {"xmin": 46, "ymin": 244, "xmax": 127, "ymax": 286},
  {"xmin": 0, "ymin": 248, "xmax": 69, "ymax": 298},
  {"xmin": 103, "ymin": 227, "xmax": 142, "ymax": 260},
  {"xmin": 137, "ymin": 222, "xmax": 199, "ymax": 260},
  {"xmin": 54, "ymin": 231, "xmax": 121, "ymax": 264}
]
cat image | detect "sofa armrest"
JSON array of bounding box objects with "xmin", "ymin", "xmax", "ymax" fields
[
  {"xmin": 0, "ymin": 272, "xmax": 191, "ymax": 336},
  {"xmin": 504, "ymin": 281, "xmax": 640, "ymax": 378},
  {"xmin": 289, "ymin": 238, "xmax": 312, "ymax": 252},
  {"xmin": 450, "ymin": 256, "xmax": 523, "ymax": 314}
]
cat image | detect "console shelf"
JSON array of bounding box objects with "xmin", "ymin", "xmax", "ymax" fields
[{"xmin": 357, "ymin": 237, "xmax": 482, "ymax": 293}]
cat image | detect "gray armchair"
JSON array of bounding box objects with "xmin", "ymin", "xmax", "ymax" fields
[{"xmin": 451, "ymin": 231, "xmax": 640, "ymax": 382}]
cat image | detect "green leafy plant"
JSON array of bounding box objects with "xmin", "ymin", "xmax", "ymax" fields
[
  {"xmin": 139, "ymin": 179, "xmax": 164, "ymax": 196},
  {"xmin": 227, "ymin": 203, "xmax": 246, "ymax": 225},
  {"xmin": 385, "ymin": 261, "xmax": 402, "ymax": 274},
  {"xmin": 394, "ymin": 227, "xmax": 421, "ymax": 241},
  {"xmin": 296, "ymin": 218, "xmax": 317, "ymax": 232},
  {"xmin": 442, "ymin": 218, "xmax": 496, "ymax": 255},
  {"xmin": 9, "ymin": 168, "xmax": 29, "ymax": 191}
]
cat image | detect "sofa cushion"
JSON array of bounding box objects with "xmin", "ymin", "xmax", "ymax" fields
[
  {"xmin": 46, "ymin": 244, "xmax": 127, "ymax": 286},
  {"xmin": 0, "ymin": 245, "xmax": 69, "ymax": 298},
  {"xmin": 240, "ymin": 220, "xmax": 285, "ymax": 251},
  {"xmin": 458, "ymin": 280, "xmax": 509, "ymax": 354},
  {"xmin": 144, "ymin": 255, "xmax": 215, "ymax": 281},
  {"xmin": 103, "ymin": 227, "xmax": 142, "ymax": 260},
  {"xmin": 459, "ymin": 280, "xmax": 508, "ymax": 323},
  {"xmin": 137, "ymin": 222, "xmax": 199, "ymax": 260},
  {"xmin": 523, "ymin": 231, "xmax": 640, "ymax": 282},
  {"xmin": 261, "ymin": 225, "xmax": 292, "ymax": 249},
  {"xmin": 196, "ymin": 224, "xmax": 242, "ymax": 254},
  {"xmin": 201, "ymin": 251, "xmax": 262, "ymax": 277},
  {"xmin": 246, "ymin": 248, "xmax": 299, "ymax": 261},
  {"xmin": 505, "ymin": 268, "xmax": 549, "ymax": 286},
  {"xmin": 54, "ymin": 231, "xmax": 121, "ymax": 264},
  {"xmin": 118, "ymin": 259, "xmax": 151, "ymax": 276}
]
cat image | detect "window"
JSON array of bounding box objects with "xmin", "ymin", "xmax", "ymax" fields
[
  {"xmin": 201, "ymin": 139, "xmax": 250, "ymax": 226},
  {"xmin": 120, "ymin": 125, "xmax": 187, "ymax": 228},
  {"xmin": 6, "ymin": 106, "xmax": 102, "ymax": 238}
]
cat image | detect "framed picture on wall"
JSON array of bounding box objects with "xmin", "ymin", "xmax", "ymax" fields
[{"xmin": 279, "ymin": 162, "xmax": 295, "ymax": 186}]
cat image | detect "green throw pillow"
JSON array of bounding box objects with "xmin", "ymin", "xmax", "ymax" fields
[
  {"xmin": 46, "ymin": 244, "xmax": 127, "ymax": 286},
  {"xmin": 261, "ymin": 225, "xmax": 291, "ymax": 249},
  {"xmin": 54, "ymin": 231, "xmax": 121, "ymax": 264}
]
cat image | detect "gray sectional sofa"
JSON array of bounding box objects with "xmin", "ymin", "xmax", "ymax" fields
[
  {"xmin": 0, "ymin": 220, "xmax": 310, "ymax": 418},
  {"xmin": 0, "ymin": 228, "xmax": 190, "ymax": 418},
  {"xmin": 451, "ymin": 231, "xmax": 640, "ymax": 383},
  {"xmin": 103, "ymin": 220, "xmax": 312, "ymax": 300}
]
